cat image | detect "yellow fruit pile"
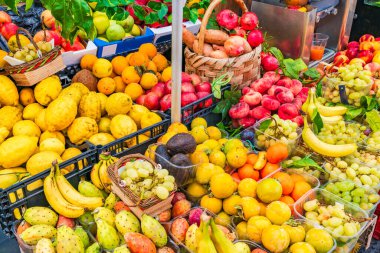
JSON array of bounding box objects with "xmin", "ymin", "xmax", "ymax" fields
[
  {"xmin": 80, "ymin": 43, "xmax": 171, "ymax": 101},
  {"xmin": 0, "ymin": 70, "xmax": 162, "ymax": 190}
]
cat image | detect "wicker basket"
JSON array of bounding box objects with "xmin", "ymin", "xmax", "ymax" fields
[
  {"xmin": 107, "ymin": 154, "xmax": 176, "ymax": 218},
  {"xmin": 3, "ymin": 27, "xmax": 64, "ymax": 86},
  {"xmin": 184, "ymin": 0, "xmax": 261, "ymax": 89}
]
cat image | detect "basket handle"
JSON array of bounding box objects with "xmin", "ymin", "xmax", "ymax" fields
[
  {"xmin": 198, "ymin": 0, "xmax": 249, "ymax": 55},
  {"xmin": 15, "ymin": 27, "xmax": 40, "ymax": 53}
]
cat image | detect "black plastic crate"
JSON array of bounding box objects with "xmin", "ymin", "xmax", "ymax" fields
[
  {"xmin": 97, "ymin": 111, "xmax": 170, "ymax": 158},
  {"xmin": 0, "ymin": 147, "xmax": 98, "ymax": 237},
  {"xmin": 167, "ymin": 85, "xmax": 230, "ymax": 125}
]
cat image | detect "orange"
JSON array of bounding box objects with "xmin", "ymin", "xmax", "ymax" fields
[
  {"xmin": 92, "ymin": 58, "xmax": 113, "ymax": 78},
  {"xmin": 138, "ymin": 43, "xmax": 157, "ymax": 59},
  {"xmin": 147, "ymin": 61, "xmax": 157, "ymax": 73},
  {"xmin": 238, "ymin": 164, "xmax": 259, "ymax": 181},
  {"xmin": 19, "ymin": 88, "xmax": 35, "ymax": 106},
  {"xmin": 80, "ymin": 54, "xmax": 98, "ymax": 71},
  {"xmin": 128, "ymin": 51, "xmax": 149, "ymax": 67},
  {"xmin": 260, "ymin": 162, "xmax": 280, "ymax": 179},
  {"xmin": 125, "ymin": 83, "xmax": 144, "ymax": 101},
  {"xmin": 267, "ymin": 143, "xmax": 288, "ymax": 164},
  {"xmin": 111, "ymin": 56, "xmax": 128, "ymax": 75},
  {"xmin": 246, "ymin": 153, "xmax": 258, "ymax": 165},
  {"xmin": 140, "ymin": 72, "xmax": 158, "ymax": 90},
  {"xmin": 152, "ymin": 53, "xmax": 169, "ymax": 72},
  {"xmin": 272, "ymin": 172, "xmax": 294, "ymax": 195},
  {"xmin": 289, "ymin": 173, "xmax": 305, "ymax": 184},
  {"xmin": 97, "ymin": 77, "xmax": 116, "ymax": 95},
  {"xmin": 125, "ymin": 53, "xmax": 132, "ymax": 64},
  {"xmin": 156, "ymin": 72, "xmax": 162, "ymax": 82},
  {"xmin": 109, "ymin": 71, "xmax": 117, "ymax": 78},
  {"xmin": 291, "ymin": 181, "xmax": 312, "ymax": 201},
  {"xmin": 231, "ymin": 172, "xmax": 241, "ymax": 183},
  {"xmin": 279, "ymin": 196, "xmax": 295, "ymax": 212},
  {"xmin": 113, "ymin": 76, "xmax": 126, "ymax": 92},
  {"xmin": 161, "ymin": 66, "xmax": 172, "ymax": 82},
  {"xmin": 122, "ymin": 66, "xmax": 141, "ymax": 84}
]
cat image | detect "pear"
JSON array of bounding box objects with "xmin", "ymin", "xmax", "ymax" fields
[
  {"xmin": 93, "ymin": 12, "xmax": 110, "ymax": 35},
  {"xmin": 130, "ymin": 24, "xmax": 141, "ymax": 36}
]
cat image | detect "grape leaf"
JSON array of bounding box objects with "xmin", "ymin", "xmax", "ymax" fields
[
  {"xmin": 282, "ymin": 156, "xmax": 325, "ymax": 172},
  {"xmin": 25, "ymin": 0, "xmax": 33, "ymax": 11},
  {"xmin": 366, "ymin": 110, "xmax": 380, "ymax": 132},
  {"xmin": 303, "ymin": 68, "xmax": 320, "ymax": 80},
  {"xmin": 311, "ymin": 108, "xmax": 323, "ymax": 134},
  {"xmin": 259, "ymin": 119, "xmax": 271, "ymax": 132},
  {"xmin": 345, "ymin": 107, "xmax": 363, "ymax": 121},
  {"xmin": 360, "ymin": 95, "xmax": 378, "ymax": 111}
]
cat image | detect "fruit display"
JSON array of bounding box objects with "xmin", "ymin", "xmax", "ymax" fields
[
  {"xmin": 7, "ymin": 40, "xmax": 53, "ymax": 63},
  {"xmin": 362, "ymin": 130, "xmax": 380, "ymax": 152},
  {"xmin": 317, "ymin": 120, "xmax": 368, "ymax": 145},
  {"xmin": 228, "ymin": 71, "xmax": 309, "ymax": 128}
]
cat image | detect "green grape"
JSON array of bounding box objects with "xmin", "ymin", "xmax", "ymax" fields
[
  {"xmin": 162, "ymin": 181, "xmax": 174, "ymax": 191},
  {"xmin": 137, "ymin": 168, "xmax": 149, "ymax": 178},
  {"xmin": 128, "ymin": 169, "xmax": 139, "ymax": 180},
  {"xmin": 164, "ymin": 175, "xmax": 175, "ymax": 183},
  {"xmin": 304, "ymin": 199, "xmax": 319, "ymax": 212},
  {"xmin": 305, "ymin": 211, "xmax": 319, "ymax": 221},
  {"xmin": 142, "ymin": 179, "xmax": 153, "ymax": 189},
  {"xmin": 342, "ymin": 195, "xmax": 352, "ymax": 202},
  {"xmin": 343, "ymin": 223, "xmax": 358, "ymax": 236},
  {"xmin": 368, "ymin": 194, "xmax": 380, "ymax": 203},
  {"xmin": 332, "ymin": 225, "xmax": 344, "ymax": 238},
  {"xmin": 352, "ymin": 196, "xmax": 361, "ymax": 203},
  {"xmin": 360, "ymin": 175, "xmax": 373, "ymax": 185},
  {"xmin": 155, "ymin": 186, "xmax": 169, "ymax": 200},
  {"xmin": 325, "ymin": 183, "xmax": 340, "ymax": 195},
  {"xmin": 328, "ymin": 217, "xmax": 343, "ymax": 227}
]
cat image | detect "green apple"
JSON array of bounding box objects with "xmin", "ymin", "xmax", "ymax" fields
[
  {"xmin": 93, "ymin": 11, "xmax": 110, "ymax": 35},
  {"xmin": 106, "ymin": 24, "xmax": 126, "ymax": 42},
  {"xmin": 130, "ymin": 24, "xmax": 141, "ymax": 36},
  {"xmin": 110, "ymin": 20, "xmax": 117, "ymax": 26},
  {"xmin": 117, "ymin": 15, "xmax": 134, "ymax": 33}
]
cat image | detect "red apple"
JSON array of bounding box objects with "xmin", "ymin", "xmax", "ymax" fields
[
  {"xmin": 261, "ymin": 55, "xmax": 279, "ymax": 71},
  {"xmin": 181, "ymin": 72, "xmax": 192, "ymax": 83},
  {"xmin": 334, "ymin": 50, "xmax": 346, "ymax": 58},
  {"xmin": 0, "ymin": 11, "xmax": 11, "ymax": 25},
  {"xmin": 181, "ymin": 82, "xmax": 196, "ymax": 93},
  {"xmin": 358, "ymin": 50, "xmax": 374, "ymax": 63},
  {"xmin": 195, "ymin": 81, "xmax": 211, "ymax": 93},
  {"xmin": 181, "ymin": 92, "xmax": 198, "ymax": 107},
  {"xmin": 144, "ymin": 92, "xmax": 160, "ymax": 110},
  {"xmin": 151, "ymin": 82, "xmax": 165, "ymax": 98},
  {"xmin": 160, "ymin": 94, "xmax": 171, "ymax": 111},
  {"xmin": 243, "ymin": 90, "xmax": 262, "ymax": 107},
  {"xmin": 136, "ymin": 95, "xmax": 146, "ymax": 105},
  {"xmin": 164, "ymin": 80, "xmax": 172, "ymax": 94},
  {"xmin": 190, "ymin": 73, "xmax": 201, "ymax": 86},
  {"xmin": 1, "ymin": 23, "xmax": 18, "ymax": 40},
  {"xmin": 333, "ymin": 55, "xmax": 350, "ymax": 66},
  {"xmin": 196, "ymin": 91, "xmax": 212, "ymax": 108},
  {"xmin": 359, "ymin": 34, "xmax": 375, "ymax": 43},
  {"xmin": 346, "ymin": 47, "xmax": 359, "ymax": 59},
  {"xmin": 359, "ymin": 41, "xmax": 375, "ymax": 52},
  {"xmin": 347, "ymin": 41, "xmax": 360, "ymax": 49}
]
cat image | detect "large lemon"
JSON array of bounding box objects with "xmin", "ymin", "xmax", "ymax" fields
[
  {"xmin": 305, "ymin": 228, "xmax": 334, "ymax": 253},
  {"xmin": 262, "ymin": 225, "xmax": 290, "ymax": 253},
  {"xmin": 265, "ymin": 201, "xmax": 291, "ymax": 225},
  {"xmin": 210, "ymin": 173, "xmax": 237, "ymax": 199},
  {"xmin": 257, "ymin": 178, "xmax": 282, "ymax": 203},
  {"xmin": 246, "ymin": 216, "xmax": 272, "ymax": 242}
]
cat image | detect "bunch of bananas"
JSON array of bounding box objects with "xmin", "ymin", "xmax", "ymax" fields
[
  {"xmin": 90, "ymin": 152, "xmax": 118, "ymax": 193},
  {"xmin": 197, "ymin": 218, "xmax": 235, "ymax": 253},
  {"xmin": 44, "ymin": 161, "xmax": 104, "ymax": 218}
]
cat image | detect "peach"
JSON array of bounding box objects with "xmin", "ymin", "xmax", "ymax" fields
[
  {"xmin": 276, "ymin": 90, "xmax": 294, "ymax": 103},
  {"xmin": 293, "ymin": 97, "xmax": 303, "ymax": 110},
  {"xmin": 262, "ymin": 95, "xmax": 280, "ymax": 111},
  {"xmin": 364, "ymin": 62, "xmax": 380, "ymax": 74},
  {"xmin": 267, "ymin": 85, "xmax": 278, "ymax": 96},
  {"xmin": 181, "ymin": 72, "xmax": 192, "ymax": 83},
  {"xmin": 360, "ymin": 41, "xmax": 375, "ymax": 52},
  {"xmin": 0, "ymin": 11, "xmax": 11, "ymax": 24},
  {"xmin": 243, "ymin": 90, "xmax": 262, "ymax": 107},
  {"xmin": 242, "ymin": 86, "xmax": 251, "ymax": 95},
  {"xmin": 250, "ymin": 78, "xmax": 271, "ymax": 94},
  {"xmin": 238, "ymin": 117, "xmax": 256, "ymax": 128},
  {"xmin": 229, "ymin": 102, "xmax": 250, "ymax": 119},
  {"xmin": 291, "ymin": 115, "xmax": 304, "ymax": 127},
  {"xmin": 276, "ymin": 77, "xmax": 293, "ymax": 87},
  {"xmin": 359, "ymin": 34, "xmax": 375, "ymax": 43},
  {"xmin": 190, "ymin": 73, "xmax": 202, "ymax": 86},
  {"xmin": 278, "ymin": 103, "xmax": 299, "ymax": 120},
  {"xmin": 358, "ymin": 50, "xmax": 374, "ymax": 63},
  {"xmin": 289, "ymin": 79, "xmax": 303, "ymax": 96},
  {"xmin": 250, "ymin": 106, "xmax": 271, "ymax": 120},
  {"xmin": 263, "ymin": 71, "xmax": 281, "ymax": 85}
]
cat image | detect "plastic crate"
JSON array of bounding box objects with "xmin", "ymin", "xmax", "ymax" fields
[
  {"xmin": 0, "ymin": 147, "xmax": 97, "ymax": 237},
  {"xmin": 167, "ymin": 85, "xmax": 230, "ymax": 125},
  {"xmin": 97, "ymin": 111, "xmax": 170, "ymax": 158}
]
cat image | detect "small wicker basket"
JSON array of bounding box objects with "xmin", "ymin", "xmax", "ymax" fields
[
  {"xmin": 3, "ymin": 27, "xmax": 64, "ymax": 86},
  {"xmin": 184, "ymin": 0, "xmax": 261, "ymax": 89},
  {"xmin": 107, "ymin": 154, "xmax": 176, "ymax": 218}
]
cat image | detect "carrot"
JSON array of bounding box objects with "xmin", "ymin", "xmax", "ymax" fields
[
  {"xmin": 202, "ymin": 30, "xmax": 229, "ymax": 45},
  {"xmin": 182, "ymin": 27, "xmax": 195, "ymax": 50}
]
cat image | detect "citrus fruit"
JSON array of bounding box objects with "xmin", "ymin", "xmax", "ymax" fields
[
  {"xmin": 241, "ymin": 196, "xmax": 260, "ymax": 219},
  {"xmin": 97, "ymin": 77, "xmax": 116, "ymax": 95},
  {"xmin": 291, "ymin": 181, "xmax": 312, "ymax": 201},
  {"xmin": 222, "ymin": 195, "xmax": 242, "ymax": 215},
  {"xmin": 203, "ymin": 139, "xmax": 220, "ymax": 150},
  {"xmin": 161, "ymin": 66, "xmax": 172, "ymax": 82},
  {"xmin": 19, "ymin": 88, "xmax": 35, "ymax": 106},
  {"xmin": 236, "ymin": 221, "xmax": 248, "ymax": 240},
  {"xmin": 215, "ymin": 211, "xmax": 231, "ymax": 227},
  {"xmin": 80, "ymin": 54, "xmax": 98, "ymax": 71},
  {"xmin": 207, "ymin": 126, "xmax": 222, "ymax": 140},
  {"xmin": 282, "ymin": 223, "xmax": 306, "ymax": 244},
  {"xmin": 138, "ymin": 43, "xmax": 157, "ymax": 59},
  {"xmin": 290, "ymin": 173, "xmax": 305, "ymax": 183},
  {"xmin": 152, "ymin": 53, "xmax": 168, "ymax": 72},
  {"xmin": 289, "ymin": 242, "xmax": 316, "ymax": 253},
  {"xmin": 223, "ymin": 139, "xmax": 244, "ymax": 154},
  {"xmin": 124, "ymin": 83, "xmax": 144, "ymax": 101},
  {"xmin": 209, "ymin": 150, "xmax": 226, "ymax": 168},
  {"xmin": 191, "ymin": 126, "xmax": 209, "ymax": 144},
  {"xmin": 159, "ymin": 131, "xmax": 177, "ymax": 144},
  {"xmin": 272, "ymin": 171, "xmax": 294, "ymax": 195},
  {"xmin": 167, "ymin": 122, "xmax": 188, "ymax": 133},
  {"xmin": 190, "ymin": 151, "xmax": 209, "ymax": 164},
  {"xmin": 195, "ymin": 144, "xmax": 211, "ymax": 154},
  {"xmin": 279, "ymin": 196, "xmax": 295, "ymax": 211},
  {"xmin": 191, "ymin": 117, "xmax": 207, "ymax": 129},
  {"xmin": 238, "ymin": 178, "xmax": 257, "ymax": 198},
  {"xmin": 238, "ymin": 164, "xmax": 259, "ymax": 180},
  {"xmin": 186, "ymin": 182, "xmax": 207, "ymax": 198},
  {"xmin": 121, "ymin": 66, "xmax": 141, "ymax": 84},
  {"xmin": 113, "ymin": 76, "xmax": 126, "ymax": 92},
  {"xmin": 231, "ymin": 172, "xmax": 241, "ymax": 183},
  {"xmin": 266, "ymin": 143, "xmax": 289, "ymax": 164},
  {"xmin": 262, "ymin": 225, "xmax": 290, "ymax": 253},
  {"xmin": 200, "ymin": 195, "xmax": 222, "ymax": 214},
  {"xmin": 260, "ymin": 162, "xmax": 280, "ymax": 178},
  {"xmin": 140, "ymin": 72, "xmax": 158, "ymax": 89},
  {"xmin": 210, "ymin": 173, "xmax": 237, "ymax": 199},
  {"xmin": 226, "ymin": 147, "xmax": 248, "ymax": 169},
  {"xmin": 258, "ymin": 202, "xmax": 267, "ymax": 216},
  {"xmin": 196, "ymin": 163, "xmax": 220, "ymax": 184},
  {"xmin": 92, "ymin": 58, "xmax": 113, "ymax": 78},
  {"xmin": 257, "ymin": 178, "xmax": 282, "ymax": 203},
  {"xmin": 246, "ymin": 216, "xmax": 272, "ymax": 242},
  {"xmin": 128, "ymin": 51, "xmax": 149, "ymax": 67},
  {"xmin": 111, "ymin": 55, "xmax": 128, "ymax": 75},
  {"xmin": 265, "ymin": 201, "xmax": 291, "ymax": 225},
  {"xmin": 305, "ymin": 228, "xmax": 334, "ymax": 253},
  {"xmin": 147, "ymin": 61, "xmax": 157, "ymax": 73},
  {"xmin": 246, "ymin": 153, "xmax": 258, "ymax": 165}
]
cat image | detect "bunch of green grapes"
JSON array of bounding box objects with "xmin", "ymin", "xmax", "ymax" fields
[
  {"xmin": 324, "ymin": 157, "xmax": 380, "ymax": 191},
  {"xmin": 317, "ymin": 120, "xmax": 368, "ymax": 145},
  {"xmin": 8, "ymin": 41, "xmax": 53, "ymax": 62},
  {"xmin": 324, "ymin": 180, "xmax": 380, "ymax": 211},
  {"xmin": 283, "ymin": 156, "xmax": 329, "ymax": 182},
  {"xmin": 323, "ymin": 63, "xmax": 373, "ymax": 106},
  {"xmin": 119, "ymin": 159, "xmax": 176, "ymax": 200},
  {"xmin": 363, "ymin": 131, "xmax": 380, "ymax": 152},
  {"xmin": 255, "ymin": 114, "xmax": 299, "ymax": 152},
  {"xmin": 303, "ymin": 199, "xmax": 362, "ymax": 240}
]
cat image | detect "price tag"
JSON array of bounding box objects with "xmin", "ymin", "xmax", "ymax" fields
[
  {"xmin": 339, "ymin": 85, "xmax": 349, "ymax": 104},
  {"xmin": 102, "ymin": 44, "xmax": 117, "ymax": 57}
]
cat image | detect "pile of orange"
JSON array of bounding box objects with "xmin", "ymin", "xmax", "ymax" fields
[{"xmin": 79, "ymin": 43, "xmax": 171, "ymax": 100}]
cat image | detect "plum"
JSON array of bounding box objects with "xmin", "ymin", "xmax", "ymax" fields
[
  {"xmin": 250, "ymin": 78, "xmax": 271, "ymax": 94},
  {"xmin": 291, "ymin": 115, "xmax": 304, "ymax": 127},
  {"xmin": 238, "ymin": 117, "xmax": 256, "ymax": 128},
  {"xmin": 261, "ymin": 95, "xmax": 280, "ymax": 111},
  {"xmin": 263, "ymin": 71, "xmax": 281, "ymax": 85},
  {"xmin": 240, "ymin": 129, "xmax": 255, "ymax": 143},
  {"xmin": 276, "ymin": 90, "xmax": 294, "ymax": 103},
  {"xmin": 278, "ymin": 103, "xmax": 300, "ymax": 120},
  {"xmin": 189, "ymin": 208, "xmax": 203, "ymax": 226},
  {"xmin": 243, "ymin": 90, "xmax": 262, "ymax": 107},
  {"xmin": 250, "ymin": 106, "xmax": 271, "ymax": 120},
  {"xmin": 229, "ymin": 102, "xmax": 250, "ymax": 119}
]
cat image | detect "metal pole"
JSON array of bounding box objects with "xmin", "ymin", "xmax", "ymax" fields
[{"xmin": 171, "ymin": 0, "xmax": 185, "ymax": 123}]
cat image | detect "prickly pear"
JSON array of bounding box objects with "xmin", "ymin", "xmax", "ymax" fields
[
  {"xmin": 77, "ymin": 212, "xmax": 95, "ymax": 228},
  {"xmin": 35, "ymin": 238, "xmax": 55, "ymax": 253},
  {"xmin": 56, "ymin": 215, "xmax": 75, "ymax": 228},
  {"xmin": 93, "ymin": 207, "xmax": 116, "ymax": 227},
  {"xmin": 113, "ymin": 245, "xmax": 131, "ymax": 253},
  {"xmin": 20, "ymin": 224, "xmax": 57, "ymax": 245},
  {"xmin": 141, "ymin": 214, "xmax": 167, "ymax": 247},
  {"xmin": 78, "ymin": 181, "xmax": 104, "ymax": 198},
  {"xmin": 74, "ymin": 226, "xmax": 90, "ymax": 249},
  {"xmin": 104, "ymin": 192, "xmax": 119, "ymax": 209},
  {"xmin": 24, "ymin": 207, "xmax": 58, "ymax": 227},
  {"xmin": 85, "ymin": 242, "xmax": 101, "ymax": 253},
  {"xmin": 115, "ymin": 210, "xmax": 140, "ymax": 235},
  {"xmin": 56, "ymin": 225, "xmax": 84, "ymax": 253},
  {"xmin": 96, "ymin": 218, "xmax": 120, "ymax": 250},
  {"xmin": 185, "ymin": 224, "xmax": 198, "ymax": 251}
]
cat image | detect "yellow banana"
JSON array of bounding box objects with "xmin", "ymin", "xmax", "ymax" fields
[
  {"xmin": 302, "ymin": 117, "xmax": 357, "ymax": 157},
  {"xmin": 197, "ymin": 221, "xmax": 217, "ymax": 253},
  {"xmin": 321, "ymin": 115, "xmax": 343, "ymax": 124},
  {"xmin": 55, "ymin": 166, "xmax": 103, "ymax": 210},
  {"xmin": 98, "ymin": 153, "xmax": 118, "ymax": 193},
  {"xmin": 301, "ymin": 89, "xmax": 312, "ymax": 113},
  {"xmin": 315, "ymin": 100, "xmax": 347, "ymax": 117},
  {"xmin": 307, "ymin": 90, "xmax": 317, "ymax": 119},
  {"xmin": 253, "ymin": 151, "xmax": 267, "ymax": 170},
  {"xmin": 90, "ymin": 163, "xmax": 104, "ymax": 190},
  {"xmin": 209, "ymin": 219, "xmax": 235, "ymax": 253},
  {"xmin": 44, "ymin": 162, "xmax": 85, "ymax": 218}
]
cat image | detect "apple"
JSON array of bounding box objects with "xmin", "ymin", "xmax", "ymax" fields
[
  {"xmin": 358, "ymin": 50, "xmax": 374, "ymax": 63},
  {"xmin": 181, "ymin": 72, "xmax": 192, "ymax": 83},
  {"xmin": 243, "ymin": 90, "xmax": 262, "ymax": 107},
  {"xmin": 181, "ymin": 92, "xmax": 198, "ymax": 107},
  {"xmin": 41, "ymin": 10, "xmax": 56, "ymax": 29},
  {"xmin": 359, "ymin": 34, "xmax": 375, "ymax": 43},
  {"xmin": 195, "ymin": 81, "xmax": 211, "ymax": 93},
  {"xmin": 181, "ymin": 82, "xmax": 196, "ymax": 93},
  {"xmin": 359, "ymin": 41, "xmax": 375, "ymax": 52},
  {"xmin": 261, "ymin": 55, "xmax": 279, "ymax": 71},
  {"xmin": 349, "ymin": 58, "xmax": 366, "ymax": 67},
  {"xmin": 160, "ymin": 94, "xmax": 171, "ymax": 111},
  {"xmin": 231, "ymin": 27, "xmax": 247, "ymax": 37},
  {"xmin": 0, "ymin": 11, "xmax": 11, "ymax": 25},
  {"xmin": 190, "ymin": 73, "xmax": 201, "ymax": 86},
  {"xmin": 347, "ymin": 41, "xmax": 360, "ymax": 49},
  {"xmin": 151, "ymin": 82, "xmax": 166, "ymax": 98},
  {"xmin": 196, "ymin": 91, "xmax": 212, "ymax": 108},
  {"xmin": 333, "ymin": 55, "xmax": 349, "ymax": 66},
  {"xmin": 164, "ymin": 80, "xmax": 172, "ymax": 94},
  {"xmin": 144, "ymin": 92, "xmax": 160, "ymax": 110},
  {"xmin": 1, "ymin": 22, "xmax": 18, "ymax": 40},
  {"xmin": 346, "ymin": 47, "xmax": 359, "ymax": 59}
]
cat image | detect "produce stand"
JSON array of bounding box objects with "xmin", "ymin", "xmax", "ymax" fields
[{"xmin": 0, "ymin": 0, "xmax": 379, "ymax": 253}]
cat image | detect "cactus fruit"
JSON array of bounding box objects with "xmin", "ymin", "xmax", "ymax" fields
[
  {"xmin": 115, "ymin": 210, "xmax": 140, "ymax": 235},
  {"xmin": 35, "ymin": 238, "xmax": 55, "ymax": 253},
  {"xmin": 141, "ymin": 214, "xmax": 168, "ymax": 247},
  {"xmin": 78, "ymin": 181, "xmax": 104, "ymax": 198},
  {"xmin": 20, "ymin": 224, "xmax": 57, "ymax": 245},
  {"xmin": 85, "ymin": 242, "xmax": 101, "ymax": 253},
  {"xmin": 77, "ymin": 212, "xmax": 95, "ymax": 229},
  {"xmin": 96, "ymin": 218, "xmax": 120, "ymax": 250},
  {"xmin": 92, "ymin": 207, "xmax": 116, "ymax": 227},
  {"xmin": 56, "ymin": 225, "xmax": 84, "ymax": 253},
  {"xmin": 74, "ymin": 226, "xmax": 90, "ymax": 249},
  {"xmin": 24, "ymin": 207, "xmax": 58, "ymax": 227},
  {"xmin": 104, "ymin": 192, "xmax": 119, "ymax": 209},
  {"xmin": 185, "ymin": 224, "xmax": 199, "ymax": 251},
  {"xmin": 113, "ymin": 245, "xmax": 131, "ymax": 253}
]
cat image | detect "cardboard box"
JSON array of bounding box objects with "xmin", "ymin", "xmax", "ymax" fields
[{"xmin": 61, "ymin": 40, "xmax": 97, "ymax": 66}]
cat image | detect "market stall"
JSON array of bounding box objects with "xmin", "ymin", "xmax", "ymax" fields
[{"xmin": 0, "ymin": 0, "xmax": 379, "ymax": 253}]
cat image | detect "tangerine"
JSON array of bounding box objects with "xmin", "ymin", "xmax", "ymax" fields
[
  {"xmin": 113, "ymin": 76, "xmax": 126, "ymax": 92},
  {"xmin": 265, "ymin": 201, "xmax": 291, "ymax": 225},
  {"xmin": 279, "ymin": 195, "xmax": 295, "ymax": 211},
  {"xmin": 147, "ymin": 61, "xmax": 157, "ymax": 73},
  {"xmin": 238, "ymin": 164, "xmax": 259, "ymax": 181},
  {"xmin": 122, "ymin": 66, "xmax": 141, "ymax": 84},
  {"xmin": 238, "ymin": 178, "xmax": 257, "ymax": 198},
  {"xmin": 246, "ymin": 153, "xmax": 258, "ymax": 165},
  {"xmin": 138, "ymin": 43, "xmax": 157, "ymax": 59},
  {"xmin": 260, "ymin": 162, "xmax": 280, "ymax": 179},
  {"xmin": 80, "ymin": 54, "xmax": 97, "ymax": 71},
  {"xmin": 272, "ymin": 172, "xmax": 294, "ymax": 195},
  {"xmin": 97, "ymin": 77, "xmax": 116, "ymax": 95},
  {"xmin": 152, "ymin": 53, "xmax": 169, "ymax": 72},
  {"xmin": 19, "ymin": 88, "xmax": 35, "ymax": 106},
  {"xmin": 124, "ymin": 83, "xmax": 144, "ymax": 101},
  {"xmin": 290, "ymin": 173, "xmax": 305, "ymax": 183},
  {"xmin": 231, "ymin": 172, "xmax": 241, "ymax": 183},
  {"xmin": 291, "ymin": 181, "xmax": 312, "ymax": 201},
  {"xmin": 111, "ymin": 56, "xmax": 128, "ymax": 75},
  {"xmin": 266, "ymin": 143, "xmax": 289, "ymax": 164},
  {"xmin": 128, "ymin": 52, "xmax": 149, "ymax": 67},
  {"xmin": 161, "ymin": 66, "xmax": 172, "ymax": 82},
  {"xmin": 140, "ymin": 72, "xmax": 158, "ymax": 90},
  {"xmin": 92, "ymin": 58, "xmax": 113, "ymax": 78}
]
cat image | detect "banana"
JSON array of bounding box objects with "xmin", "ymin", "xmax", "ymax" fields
[
  {"xmin": 301, "ymin": 89, "xmax": 312, "ymax": 113},
  {"xmin": 90, "ymin": 163, "xmax": 104, "ymax": 190},
  {"xmin": 302, "ymin": 117, "xmax": 357, "ymax": 157},
  {"xmin": 98, "ymin": 153, "xmax": 118, "ymax": 193},
  {"xmin": 253, "ymin": 151, "xmax": 267, "ymax": 170},
  {"xmin": 307, "ymin": 91, "xmax": 318, "ymax": 119},
  {"xmin": 316, "ymin": 101, "xmax": 347, "ymax": 117},
  {"xmin": 44, "ymin": 162, "xmax": 85, "ymax": 218},
  {"xmin": 55, "ymin": 166, "xmax": 103, "ymax": 210},
  {"xmin": 321, "ymin": 115, "xmax": 343, "ymax": 124},
  {"xmin": 209, "ymin": 219, "xmax": 235, "ymax": 253},
  {"xmin": 197, "ymin": 221, "xmax": 217, "ymax": 253}
]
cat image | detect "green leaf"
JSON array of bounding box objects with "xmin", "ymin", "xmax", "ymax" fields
[
  {"xmin": 360, "ymin": 95, "xmax": 378, "ymax": 111},
  {"xmin": 206, "ymin": 14, "xmax": 219, "ymax": 30},
  {"xmin": 282, "ymin": 59, "xmax": 299, "ymax": 79},
  {"xmin": 259, "ymin": 119, "xmax": 271, "ymax": 132},
  {"xmin": 268, "ymin": 47, "xmax": 284, "ymax": 63},
  {"xmin": 189, "ymin": 8, "xmax": 199, "ymax": 23},
  {"xmin": 316, "ymin": 81, "xmax": 323, "ymax": 97},
  {"xmin": 25, "ymin": 0, "xmax": 33, "ymax": 11},
  {"xmin": 366, "ymin": 110, "xmax": 380, "ymax": 132},
  {"xmin": 157, "ymin": 4, "xmax": 168, "ymax": 20},
  {"xmin": 311, "ymin": 109, "xmax": 323, "ymax": 134},
  {"xmin": 282, "ymin": 156, "xmax": 325, "ymax": 172},
  {"xmin": 133, "ymin": 4, "xmax": 147, "ymax": 21},
  {"xmin": 303, "ymin": 68, "xmax": 320, "ymax": 80},
  {"xmin": 148, "ymin": 1, "xmax": 163, "ymax": 11},
  {"xmin": 293, "ymin": 58, "xmax": 307, "ymax": 73},
  {"xmin": 4, "ymin": 0, "xmax": 18, "ymax": 13},
  {"xmin": 345, "ymin": 107, "xmax": 363, "ymax": 121}
]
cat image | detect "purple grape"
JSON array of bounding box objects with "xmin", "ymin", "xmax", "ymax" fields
[
  {"xmin": 364, "ymin": 128, "xmax": 372, "ymax": 136},
  {"xmin": 240, "ymin": 129, "xmax": 255, "ymax": 143}
]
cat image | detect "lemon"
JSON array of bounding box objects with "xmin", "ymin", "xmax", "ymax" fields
[
  {"xmin": 200, "ymin": 195, "xmax": 222, "ymax": 214},
  {"xmin": 223, "ymin": 139, "xmax": 244, "ymax": 154},
  {"xmin": 218, "ymin": 138, "xmax": 228, "ymax": 147},
  {"xmin": 12, "ymin": 120, "xmax": 41, "ymax": 138},
  {"xmin": 195, "ymin": 144, "xmax": 211, "ymax": 154},
  {"xmin": 305, "ymin": 228, "xmax": 334, "ymax": 253},
  {"xmin": 191, "ymin": 125, "xmax": 209, "ymax": 144},
  {"xmin": 167, "ymin": 122, "xmax": 188, "ymax": 133},
  {"xmin": 186, "ymin": 182, "xmax": 207, "ymax": 198},
  {"xmin": 226, "ymin": 147, "xmax": 248, "ymax": 168},
  {"xmin": 210, "ymin": 173, "xmax": 237, "ymax": 199},
  {"xmin": 39, "ymin": 138, "xmax": 65, "ymax": 155},
  {"xmin": 203, "ymin": 139, "xmax": 220, "ymax": 150},
  {"xmin": 209, "ymin": 150, "xmax": 226, "ymax": 168},
  {"xmin": 238, "ymin": 178, "xmax": 257, "ymax": 198},
  {"xmin": 190, "ymin": 151, "xmax": 209, "ymax": 164},
  {"xmin": 191, "ymin": 117, "xmax": 207, "ymax": 129},
  {"xmin": 195, "ymin": 163, "xmax": 217, "ymax": 184},
  {"xmin": 207, "ymin": 126, "xmax": 222, "ymax": 140}
]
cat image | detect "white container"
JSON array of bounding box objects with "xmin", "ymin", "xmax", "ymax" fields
[
  {"xmin": 150, "ymin": 20, "xmax": 201, "ymax": 44},
  {"xmin": 61, "ymin": 40, "xmax": 97, "ymax": 66}
]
